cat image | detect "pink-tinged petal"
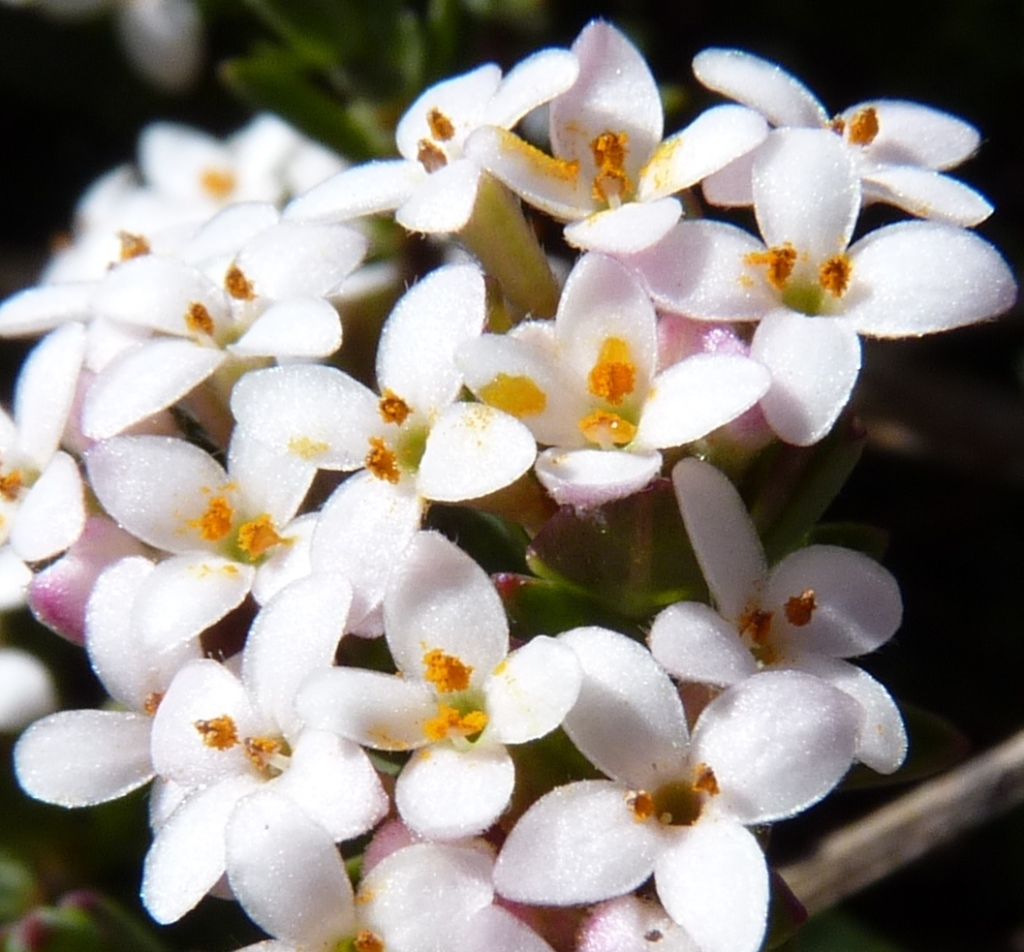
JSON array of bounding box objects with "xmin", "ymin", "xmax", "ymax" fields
[
  {"xmin": 0, "ymin": 283, "xmax": 94, "ymax": 337},
  {"xmin": 485, "ymin": 636, "xmax": 581, "ymax": 744},
  {"xmin": 271, "ymin": 730, "xmax": 388, "ymax": 840},
  {"xmin": 637, "ymin": 354, "xmax": 770, "ymax": 449},
  {"xmin": 460, "ymin": 904, "xmax": 556, "ymax": 952},
  {"xmin": 235, "ymin": 221, "xmax": 366, "ymax": 299},
  {"xmin": 418, "ymin": 402, "xmax": 536, "ymax": 503},
  {"xmin": 298, "ymin": 667, "xmax": 436, "ymax": 751},
  {"xmin": 311, "ymin": 472, "xmax": 421, "ymax": 633},
  {"xmin": 15, "ymin": 323, "xmax": 86, "ymax": 465},
  {"xmin": 385, "ymin": 531, "xmax": 508, "ymax": 679},
  {"xmin": 563, "ymin": 199, "xmax": 681, "ymax": 254},
  {"xmin": 862, "ymin": 166, "xmax": 992, "ymax": 227},
  {"xmin": 639, "ymin": 106, "xmax": 768, "ymax": 201},
  {"xmin": 82, "ymin": 339, "xmax": 225, "ymax": 439},
  {"xmin": 226, "ymin": 788, "xmax": 356, "ymax": 946},
  {"xmin": 648, "ymin": 601, "xmax": 757, "ymax": 687},
  {"xmin": 494, "ymin": 780, "xmax": 662, "ymax": 904},
  {"xmin": 86, "ymin": 435, "xmax": 228, "ymax": 553},
  {"xmin": 0, "ymin": 648, "xmax": 57, "ymax": 732},
  {"xmin": 376, "ymin": 263, "xmax": 486, "ymax": 415},
  {"xmin": 142, "ymin": 774, "xmax": 262, "ymax": 924},
  {"xmin": 284, "ymin": 160, "xmax": 423, "ymax": 222},
  {"xmin": 464, "ymin": 126, "xmax": 592, "ymax": 221},
  {"xmin": 843, "ymin": 221, "xmax": 1017, "ymax": 337},
  {"xmin": 230, "ymin": 297, "xmax": 342, "ymax": 358},
  {"xmin": 671, "ymin": 458, "xmax": 766, "ymax": 622},
  {"xmin": 579, "ymin": 895, "xmax": 699, "ymax": 952},
  {"xmin": 753, "ymin": 129, "xmax": 860, "ymax": 258},
  {"xmin": 692, "ymin": 48, "xmax": 827, "ymax": 128},
  {"xmin": 87, "ymin": 556, "xmax": 200, "ymax": 708},
  {"xmin": 701, "ymin": 152, "xmax": 756, "ymax": 206},
  {"xmin": 535, "ymin": 447, "xmax": 662, "ymax": 508},
  {"xmin": 397, "ymin": 744, "xmax": 514, "ymax": 839},
  {"xmin": 151, "ymin": 659, "xmax": 257, "ymax": 785},
  {"xmin": 14, "ymin": 710, "xmax": 153, "ymax": 806},
  {"xmin": 559, "ymin": 627, "xmax": 688, "ymax": 788},
  {"xmin": 623, "ymin": 220, "xmax": 774, "ymax": 320},
  {"xmin": 750, "ymin": 310, "xmax": 861, "ymax": 446},
  {"xmin": 846, "ymin": 99, "xmax": 980, "ymax": 170},
  {"xmin": 784, "ymin": 655, "xmax": 907, "ymax": 774},
  {"xmin": 655, "ymin": 818, "xmax": 767, "ymax": 952},
  {"xmin": 12, "ymin": 452, "xmax": 85, "ymax": 562},
  {"xmin": 486, "ymin": 48, "xmax": 579, "ymax": 129},
  {"xmin": 396, "ymin": 159, "xmax": 481, "ymax": 234},
  {"xmin": 231, "ymin": 364, "xmax": 379, "ymax": 471},
  {"xmin": 243, "ymin": 573, "xmax": 352, "ymax": 736},
  {"xmin": 133, "ymin": 556, "xmax": 255, "ymax": 654},
  {"xmin": 692, "ymin": 670, "xmax": 859, "ymax": 824},
  {"xmin": 768, "ymin": 545, "xmax": 902, "ymax": 658},
  {"xmin": 553, "ymin": 21, "xmax": 662, "ymax": 171},
  {"xmin": 30, "ymin": 516, "xmax": 147, "ymax": 646}
]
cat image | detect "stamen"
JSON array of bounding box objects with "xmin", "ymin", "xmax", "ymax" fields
[
  {"xmin": 590, "ymin": 131, "xmax": 632, "ymax": 204},
  {"xmin": 118, "ymin": 232, "xmax": 150, "ymax": 261},
  {"xmin": 194, "ymin": 715, "xmax": 239, "ymax": 750},
  {"xmin": 427, "ymin": 108, "xmax": 456, "ymax": 142},
  {"xmin": 479, "ymin": 373, "xmax": 547, "ymax": 418},
  {"xmin": 365, "ymin": 437, "xmax": 401, "ymax": 484},
  {"xmin": 353, "ymin": 930, "xmax": 385, "ymax": 952},
  {"xmin": 587, "ymin": 337, "xmax": 637, "ymax": 405},
  {"xmin": 237, "ymin": 514, "xmax": 286, "ymax": 561},
  {"xmin": 422, "ymin": 648, "xmax": 473, "ymax": 693},
  {"xmin": 846, "ymin": 107, "xmax": 879, "ymax": 146},
  {"xmin": 243, "ymin": 735, "xmax": 284, "ymax": 772},
  {"xmin": 627, "ymin": 790, "xmax": 655, "ymax": 821},
  {"xmin": 745, "ymin": 244, "xmax": 797, "ymax": 290},
  {"xmin": 188, "ymin": 495, "xmax": 235, "ymax": 542},
  {"xmin": 423, "ymin": 703, "xmax": 488, "ymax": 742},
  {"xmin": 185, "ymin": 302, "xmax": 215, "ymax": 336},
  {"xmin": 739, "ymin": 608, "xmax": 773, "ymax": 644},
  {"xmin": 693, "ymin": 763, "xmax": 720, "ymax": 796},
  {"xmin": 818, "ymin": 255, "xmax": 852, "ymax": 298},
  {"xmin": 784, "ymin": 589, "xmax": 817, "ymax": 626},
  {"xmin": 143, "ymin": 692, "xmax": 164, "ymax": 716},
  {"xmin": 378, "ymin": 389, "xmax": 412, "ymax": 425},
  {"xmin": 417, "ymin": 140, "xmax": 448, "ymax": 173},
  {"xmin": 200, "ymin": 168, "xmax": 236, "ymax": 200},
  {"xmin": 0, "ymin": 470, "xmax": 23, "ymax": 502},
  {"xmin": 578, "ymin": 410, "xmax": 637, "ymax": 448},
  {"xmin": 225, "ymin": 264, "xmax": 256, "ymax": 301}
]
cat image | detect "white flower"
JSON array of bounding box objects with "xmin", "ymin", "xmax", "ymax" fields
[
  {"xmin": 494, "ymin": 627, "xmax": 860, "ymax": 952},
  {"xmin": 285, "ymin": 49, "xmax": 579, "ymax": 234},
  {"xmin": 649, "ymin": 458, "xmax": 907, "ymax": 773},
  {"xmin": 692, "ymin": 46, "xmax": 994, "ymax": 226},
  {"xmin": 626, "ymin": 127, "xmax": 1017, "ymax": 444},
  {"xmin": 465, "ymin": 20, "xmax": 766, "ymax": 253},
  {"xmin": 298, "ymin": 531, "xmax": 582, "ymax": 839},
  {"xmin": 460, "ymin": 253, "xmax": 769, "ymax": 506},
  {"xmin": 0, "ymin": 648, "xmax": 58, "ymax": 733}
]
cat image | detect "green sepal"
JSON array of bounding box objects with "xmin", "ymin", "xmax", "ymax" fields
[{"xmin": 425, "ymin": 503, "xmax": 529, "ymax": 575}]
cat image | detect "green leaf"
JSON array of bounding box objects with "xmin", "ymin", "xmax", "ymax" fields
[{"xmin": 777, "ymin": 909, "xmax": 910, "ymax": 952}]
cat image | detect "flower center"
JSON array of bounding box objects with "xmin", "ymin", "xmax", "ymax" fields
[
  {"xmin": 194, "ymin": 714, "xmax": 292, "ymax": 777},
  {"xmin": 627, "ymin": 764, "xmax": 719, "ymax": 827},
  {"xmin": 479, "ymin": 373, "xmax": 547, "ymax": 418},
  {"xmin": 588, "ymin": 336, "xmax": 637, "ymax": 406},
  {"xmin": 186, "ymin": 492, "xmax": 289, "ymax": 562},
  {"xmin": 745, "ymin": 244, "xmax": 853, "ymax": 315},
  {"xmin": 578, "ymin": 409, "xmax": 637, "ymax": 448},
  {"xmin": 831, "ymin": 106, "xmax": 880, "ymax": 147},
  {"xmin": 590, "ymin": 131, "xmax": 632, "ymax": 206},
  {"xmin": 200, "ymin": 167, "xmax": 237, "ymax": 201},
  {"xmin": 738, "ymin": 606, "xmax": 777, "ymax": 666}
]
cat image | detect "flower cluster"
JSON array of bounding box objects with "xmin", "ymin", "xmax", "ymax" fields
[{"xmin": 3, "ymin": 20, "xmax": 1017, "ymax": 952}]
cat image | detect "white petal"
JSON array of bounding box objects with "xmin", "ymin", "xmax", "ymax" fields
[
  {"xmin": 485, "ymin": 48, "xmax": 580, "ymax": 129},
  {"xmin": 563, "ymin": 199, "xmax": 681, "ymax": 254},
  {"xmin": 142, "ymin": 774, "xmax": 261, "ymax": 924},
  {"xmin": 655, "ymin": 818, "xmax": 767, "ymax": 952},
  {"xmin": 648, "ymin": 602, "xmax": 757, "ymax": 687},
  {"xmin": 0, "ymin": 283, "xmax": 94, "ymax": 337},
  {"xmin": 843, "ymin": 221, "xmax": 1017, "ymax": 337},
  {"xmin": 116, "ymin": 0, "xmax": 203, "ymax": 92},
  {"xmin": 750, "ymin": 310, "xmax": 861, "ymax": 446},
  {"xmin": 460, "ymin": 904, "xmax": 556, "ymax": 952},
  {"xmin": 847, "ymin": 99, "xmax": 980, "ymax": 170},
  {"xmin": 376, "ymin": 263, "xmax": 485, "ymax": 414},
  {"xmin": 396, "ymin": 159, "xmax": 481, "ymax": 234},
  {"xmin": 692, "ymin": 670, "xmax": 859, "ymax": 823},
  {"xmin": 226, "ymin": 789, "xmax": 356, "ymax": 946},
  {"xmin": 385, "ymin": 531, "xmax": 508, "ymax": 680},
  {"xmin": 417, "ymin": 402, "xmax": 536, "ymax": 502},
  {"xmin": 485, "ymin": 636, "xmax": 581, "ymax": 744},
  {"xmin": 691, "ymin": 48, "xmax": 827, "ymax": 128},
  {"xmin": 559, "ymin": 627, "xmax": 688, "ymax": 788},
  {"xmin": 227, "ymin": 427, "xmax": 314, "ymax": 527},
  {"xmin": 753, "ymin": 129, "xmax": 859, "ymax": 258},
  {"xmin": 535, "ymin": 447, "xmax": 662, "ymax": 508},
  {"xmin": 14, "ymin": 710, "xmax": 153, "ymax": 806},
  {"xmin": 182, "ymin": 202, "xmax": 281, "ymax": 266},
  {"xmin": 284, "ymin": 160, "xmax": 423, "ymax": 222},
  {"xmin": 671, "ymin": 457, "xmax": 766, "ymax": 622},
  {"xmin": 862, "ymin": 166, "xmax": 992, "ymax": 226},
  {"xmin": 494, "ymin": 780, "xmax": 662, "ymax": 904},
  {"xmin": 12, "ymin": 452, "xmax": 85, "ymax": 561},
  {"xmin": 0, "ymin": 649, "xmax": 57, "ymax": 732},
  {"xmin": 637, "ymin": 354, "xmax": 770, "ymax": 449},
  {"xmin": 397, "ymin": 744, "xmax": 514, "ymax": 839},
  {"xmin": 701, "ymin": 152, "xmax": 756, "ymax": 206},
  {"xmin": 82, "ymin": 339, "xmax": 224, "ymax": 439},
  {"xmin": 639, "ymin": 105, "xmax": 767, "ymax": 201},
  {"xmin": 230, "ymin": 296, "xmax": 342, "ymax": 358}
]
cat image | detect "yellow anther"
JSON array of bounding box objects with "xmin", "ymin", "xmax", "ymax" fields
[
  {"xmin": 627, "ymin": 790, "xmax": 655, "ymax": 821},
  {"xmin": 417, "ymin": 139, "xmax": 448, "ymax": 173},
  {"xmin": 185, "ymin": 301, "xmax": 215, "ymax": 336},
  {"xmin": 479, "ymin": 373, "xmax": 547, "ymax": 418},
  {"xmin": 0, "ymin": 470, "xmax": 23, "ymax": 502},
  {"xmin": 378, "ymin": 389, "xmax": 412, "ymax": 426},
  {"xmin": 194, "ymin": 715, "xmax": 239, "ymax": 750},
  {"xmin": 423, "ymin": 703, "xmax": 488, "ymax": 742},
  {"xmin": 118, "ymin": 232, "xmax": 150, "ymax": 261},
  {"xmin": 739, "ymin": 607, "xmax": 773, "ymax": 645},
  {"xmin": 818, "ymin": 254, "xmax": 852, "ymax": 298},
  {"xmin": 237, "ymin": 515, "xmax": 286, "ymax": 561},
  {"xmin": 590, "ymin": 130, "xmax": 632, "ymax": 204},
  {"xmin": 587, "ymin": 337, "xmax": 637, "ymax": 405},
  {"xmin": 846, "ymin": 107, "xmax": 880, "ymax": 146},
  {"xmin": 423, "ymin": 648, "xmax": 473, "ymax": 693},
  {"xmin": 427, "ymin": 108, "xmax": 456, "ymax": 142},
  {"xmin": 578, "ymin": 410, "xmax": 637, "ymax": 448},
  {"xmin": 243, "ymin": 735, "xmax": 283, "ymax": 772},
  {"xmin": 365, "ymin": 437, "xmax": 401, "ymax": 484},
  {"xmin": 143, "ymin": 692, "xmax": 164, "ymax": 717},
  {"xmin": 353, "ymin": 930, "xmax": 385, "ymax": 952},
  {"xmin": 188, "ymin": 495, "xmax": 235, "ymax": 542},
  {"xmin": 225, "ymin": 264, "xmax": 256, "ymax": 301},
  {"xmin": 200, "ymin": 167, "xmax": 237, "ymax": 200},
  {"xmin": 693, "ymin": 763, "xmax": 720, "ymax": 796},
  {"xmin": 745, "ymin": 244, "xmax": 798, "ymax": 290},
  {"xmin": 784, "ymin": 589, "xmax": 817, "ymax": 626}
]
